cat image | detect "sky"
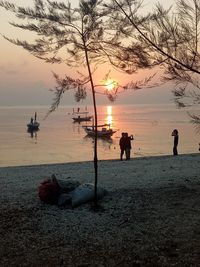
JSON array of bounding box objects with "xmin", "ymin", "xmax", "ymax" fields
[{"xmin": 0, "ymin": 0, "xmax": 176, "ymax": 107}]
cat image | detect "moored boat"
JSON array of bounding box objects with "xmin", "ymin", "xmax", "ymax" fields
[
  {"xmin": 27, "ymin": 121, "xmax": 40, "ymax": 131},
  {"xmin": 82, "ymin": 124, "xmax": 117, "ymax": 138},
  {"xmin": 27, "ymin": 112, "xmax": 40, "ymax": 131},
  {"xmin": 72, "ymin": 107, "xmax": 93, "ymax": 123}
]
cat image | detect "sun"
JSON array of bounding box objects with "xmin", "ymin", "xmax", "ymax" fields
[{"xmin": 105, "ymin": 79, "xmax": 117, "ymax": 91}]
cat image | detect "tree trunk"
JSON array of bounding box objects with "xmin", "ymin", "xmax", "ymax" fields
[{"xmin": 84, "ymin": 42, "xmax": 98, "ymax": 207}]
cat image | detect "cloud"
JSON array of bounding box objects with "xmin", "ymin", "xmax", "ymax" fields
[
  {"xmin": 0, "ymin": 64, "xmax": 20, "ymax": 75},
  {"xmin": 0, "ymin": 60, "xmax": 29, "ymax": 76}
]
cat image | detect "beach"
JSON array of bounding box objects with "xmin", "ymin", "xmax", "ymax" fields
[{"xmin": 0, "ymin": 153, "xmax": 200, "ymax": 266}]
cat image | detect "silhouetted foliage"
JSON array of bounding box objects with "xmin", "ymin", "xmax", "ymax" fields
[
  {"xmin": 105, "ymin": 0, "xmax": 200, "ymax": 131},
  {"xmin": 0, "ymin": 0, "xmax": 111, "ymax": 207},
  {"xmin": 0, "ymin": 0, "xmax": 157, "ymax": 207}
]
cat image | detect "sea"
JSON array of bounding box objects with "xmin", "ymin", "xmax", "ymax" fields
[{"xmin": 0, "ymin": 104, "xmax": 199, "ymax": 167}]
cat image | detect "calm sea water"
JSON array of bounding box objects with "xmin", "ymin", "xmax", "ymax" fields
[{"xmin": 0, "ymin": 104, "xmax": 199, "ymax": 167}]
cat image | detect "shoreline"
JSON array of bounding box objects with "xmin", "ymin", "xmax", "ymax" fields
[
  {"xmin": 0, "ymin": 152, "xmax": 199, "ymax": 169},
  {"xmin": 1, "ymin": 153, "xmax": 200, "ymax": 266}
]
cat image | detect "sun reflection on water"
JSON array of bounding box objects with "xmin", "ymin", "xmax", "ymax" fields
[{"xmin": 106, "ymin": 106, "xmax": 113, "ymax": 125}]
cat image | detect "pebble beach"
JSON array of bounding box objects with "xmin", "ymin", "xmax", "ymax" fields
[{"xmin": 0, "ymin": 153, "xmax": 200, "ymax": 266}]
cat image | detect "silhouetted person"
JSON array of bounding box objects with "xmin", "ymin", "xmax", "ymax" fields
[
  {"xmin": 172, "ymin": 129, "xmax": 179, "ymax": 155},
  {"xmin": 30, "ymin": 117, "xmax": 34, "ymax": 124},
  {"xmin": 119, "ymin": 132, "xmax": 126, "ymax": 160},
  {"xmin": 124, "ymin": 132, "xmax": 134, "ymax": 160}
]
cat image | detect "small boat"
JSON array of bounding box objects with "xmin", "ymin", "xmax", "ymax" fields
[
  {"xmin": 72, "ymin": 107, "xmax": 93, "ymax": 123},
  {"xmin": 27, "ymin": 112, "xmax": 40, "ymax": 131},
  {"xmin": 27, "ymin": 121, "xmax": 40, "ymax": 131},
  {"xmin": 82, "ymin": 124, "xmax": 117, "ymax": 138}
]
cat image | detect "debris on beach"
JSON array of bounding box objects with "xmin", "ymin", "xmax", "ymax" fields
[
  {"xmin": 38, "ymin": 174, "xmax": 107, "ymax": 208},
  {"xmin": 71, "ymin": 183, "xmax": 107, "ymax": 208},
  {"xmin": 38, "ymin": 175, "xmax": 60, "ymax": 205}
]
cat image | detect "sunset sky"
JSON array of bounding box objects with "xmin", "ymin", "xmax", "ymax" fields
[{"xmin": 0, "ymin": 0, "xmax": 175, "ymax": 106}]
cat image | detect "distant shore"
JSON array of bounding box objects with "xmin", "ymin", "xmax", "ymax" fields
[{"xmin": 0, "ymin": 153, "xmax": 200, "ymax": 266}]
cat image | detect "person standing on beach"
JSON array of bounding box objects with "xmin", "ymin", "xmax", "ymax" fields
[
  {"xmin": 124, "ymin": 133, "xmax": 134, "ymax": 160},
  {"xmin": 119, "ymin": 132, "xmax": 126, "ymax": 160},
  {"xmin": 172, "ymin": 129, "xmax": 179, "ymax": 155}
]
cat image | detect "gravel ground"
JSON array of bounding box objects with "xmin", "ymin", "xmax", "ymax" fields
[{"xmin": 0, "ymin": 154, "xmax": 200, "ymax": 266}]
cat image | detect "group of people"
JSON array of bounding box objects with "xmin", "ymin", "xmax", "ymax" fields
[
  {"xmin": 119, "ymin": 132, "xmax": 134, "ymax": 160},
  {"xmin": 119, "ymin": 128, "xmax": 180, "ymax": 161}
]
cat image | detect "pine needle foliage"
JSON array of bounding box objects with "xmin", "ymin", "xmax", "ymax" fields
[
  {"xmin": 0, "ymin": 0, "xmax": 112, "ymax": 207},
  {"xmin": 105, "ymin": 0, "xmax": 200, "ymax": 132},
  {"xmin": 0, "ymin": 0, "xmax": 168, "ymax": 207}
]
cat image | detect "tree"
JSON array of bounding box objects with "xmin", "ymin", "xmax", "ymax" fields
[
  {"xmin": 0, "ymin": 0, "xmax": 110, "ymax": 207},
  {"xmin": 1, "ymin": 0, "xmax": 158, "ymax": 208},
  {"xmin": 104, "ymin": 0, "xmax": 200, "ymax": 132}
]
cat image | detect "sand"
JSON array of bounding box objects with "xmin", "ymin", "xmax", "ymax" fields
[{"xmin": 0, "ymin": 153, "xmax": 200, "ymax": 266}]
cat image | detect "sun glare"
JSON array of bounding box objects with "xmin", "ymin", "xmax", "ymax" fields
[{"xmin": 105, "ymin": 79, "xmax": 117, "ymax": 91}]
